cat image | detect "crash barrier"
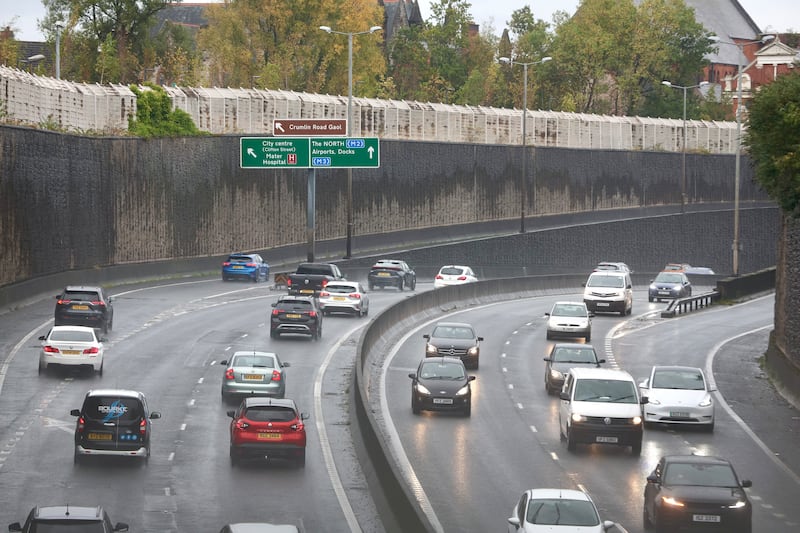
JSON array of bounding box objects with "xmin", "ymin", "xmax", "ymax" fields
[{"xmin": 661, "ymin": 291, "xmax": 721, "ymax": 318}]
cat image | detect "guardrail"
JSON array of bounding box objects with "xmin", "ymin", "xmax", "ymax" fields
[{"xmin": 661, "ymin": 290, "xmax": 721, "ymax": 318}]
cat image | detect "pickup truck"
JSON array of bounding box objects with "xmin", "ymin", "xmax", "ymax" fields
[{"xmin": 287, "ymin": 262, "xmax": 345, "ymax": 296}]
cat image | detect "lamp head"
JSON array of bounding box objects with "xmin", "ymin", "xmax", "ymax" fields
[
  {"xmin": 498, "ymin": 57, "xmax": 511, "ymax": 65},
  {"xmin": 369, "ymin": 26, "xmax": 383, "ymax": 33},
  {"xmin": 319, "ymin": 26, "xmax": 332, "ymax": 33},
  {"xmin": 760, "ymin": 34, "xmax": 775, "ymax": 43},
  {"xmin": 662, "ymin": 80, "xmax": 672, "ymax": 87},
  {"xmin": 27, "ymin": 54, "xmax": 46, "ymax": 62},
  {"xmin": 541, "ymin": 57, "xmax": 552, "ymax": 63}
]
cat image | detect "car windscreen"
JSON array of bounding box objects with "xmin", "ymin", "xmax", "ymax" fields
[
  {"xmin": 574, "ymin": 379, "xmax": 637, "ymax": 403},
  {"xmin": 664, "ymin": 463, "xmax": 739, "ymax": 487},
  {"xmin": 232, "ymin": 355, "xmax": 275, "ymax": 368},
  {"xmin": 244, "ymin": 406, "xmax": 296, "ymax": 422},
  {"xmin": 431, "ymin": 326, "xmax": 474, "ymax": 339},
  {"xmin": 552, "ymin": 348, "xmax": 596, "ymax": 363},
  {"xmin": 526, "ymin": 499, "xmax": 600, "ymax": 526},
  {"xmin": 82, "ymin": 396, "xmax": 144, "ymax": 423},
  {"xmin": 587, "ymin": 275, "xmax": 624, "ymax": 288},
  {"xmin": 552, "ymin": 304, "xmax": 587, "ymax": 317},
  {"xmin": 652, "ymin": 369, "xmax": 705, "ymax": 390},
  {"xmin": 49, "ymin": 330, "xmax": 96, "ymax": 342},
  {"xmin": 419, "ymin": 362, "xmax": 465, "ymax": 380},
  {"xmin": 655, "ymin": 273, "xmax": 682, "ymax": 283},
  {"xmin": 30, "ymin": 520, "xmax": 109, "ymax": 532}
]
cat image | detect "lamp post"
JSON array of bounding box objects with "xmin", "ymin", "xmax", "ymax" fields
[
  {"xmin": 320, "ymin": 24, "xmax": 382, "ymax": 259},
  {"xmin": 661, "ymin": 80, "xmax": 709, "ymax": 213},
  {"xmin": 712, "ymin": 34, "xmax": 774, "ymax": 275},
  {"xmin": 55, "ymin": 23, "xmax": 62, "ymax": 80},
  {"xmin": 498, "ymin": 56, "xmax": 552, "ymax": 234}
]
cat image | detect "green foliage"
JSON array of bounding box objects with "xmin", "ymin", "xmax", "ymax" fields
[
  {"xmin": 128, "ymin": 84, "xmax": 203, "ymax": 138},
  {"xmin": 744, "ymin": 71, "xmax": 800, "ymax": 217}
]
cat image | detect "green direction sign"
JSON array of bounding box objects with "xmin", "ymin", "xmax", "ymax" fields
[
  {"xmin": 310, "ymin": 138, "xmax": 380, "ymax": 168},
  {"xmin": 240, "ymin": 137, "xmax": 310, "ymax": 168}
]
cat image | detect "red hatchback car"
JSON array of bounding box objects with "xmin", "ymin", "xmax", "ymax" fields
[{"xmin": 227, "ymin": 397, "xmax": 308, "ymax": 467}]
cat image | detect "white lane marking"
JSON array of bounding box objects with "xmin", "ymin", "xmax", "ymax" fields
[
  {"xmin": 180, "ymin": 424, "xmax": 187, "ymax": 431},
  {"xmin": 706, "ymin": 324, "xmax": 800, "ymax": 486},
  {"xmin": 197, "ymin": 378, "xmax": 204, "ymax": 384},
  {"xmin": 0, "ymin": 318, "xmax": 52, "ymax": 394},
  {"xmin": 516, "ymin": 403, "xmax": 523, "ymax": 410},
  {"xmin": 315, "ymin": 322, "xmax": 369, "ymax": 533},
  {"xmin": 530, "ymin": 425, "xmax": 538, "ymax": 433}
]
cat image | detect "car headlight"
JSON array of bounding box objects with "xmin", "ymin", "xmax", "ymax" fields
[
  {"xmin": 455, "ymin": 385, "xmax": 470, "ymax": 396},
  {"xmin": 699, "ymin": 394, "xmax": 713, "ymax": 407},
  {"xmin": 550, "ymin": 369, "xmax": 563, "ymax": 380},
  {"xmin": 426, "ymin": 344, "xmax": 438, "ymax": 355},
  {"xmin": 727, "ymin": 501, "xmax": 747, "ymax": 509},
  {"xmin": 467, "ymin": 346, "xmax": 479, "ymax": 356},
  {"xmin": 632, "ymin": 416, "xmax": 642, "ymax": 425},
  {"xmin": 571, "ymin": 413, "xmax": 585, "ymax": 423},
  {"xmin": 415, "ymin": 383, "xmax": 431, "ymax": 395},
  {"xmin": 649, "ymin": 284, "xmax": 657, "ymax": 290},
  {"xmin": 662, "ymin": 496, "xmax": 685, "ymax": 508}
]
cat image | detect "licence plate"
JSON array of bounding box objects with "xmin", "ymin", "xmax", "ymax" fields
[
  {"xmin": 232, "ymin": 265, "xmax": 244, "ymax": 269},
  {"xmin": 596, "ymin": 302, "xmax": 610, "ymax": 307},
  {"xmin": 61, "ymin": 349, "xmax": 81, "ymax": 355},
  {"xmin": 670, "ymin": 411, "xmax": 690, "ymax": 418},
  {"xmin": 693, "ymin": 514, "xmax": 721, "ymax": 523},
  {"xmin": 377, "ymin": 272, "xmax": 391, "ymax": 277},
  {"xmin": 286, "ymin": 314, "xmax": 302, "ymax": 319},
  {"xmin": 433, "ymin": 398, "xmax": 453, "ymax": 405},
  {"xmin": 300, "ymin": 289, "xmax": 314, "ymax": 294},
  {"xmin": 596, "ymin": 436, "xmax": 618, "ymax": 443},
  {"xmin": 333, "ymin": 296, "xmax": 346, "ymax": 301},
  {"xmin": 257, "ymin": 432, "xmax": 281, "ymax": 440},
  {"xmin": 72, "ymin": 304, "xmax": 89, "ymax": 310},
  {"xmin": 658, "ymin": 291, "xmax": 670, "ymax": 295},
  {"xmin": 243, "ymin": 374, "xmax": 263, "ymax": 381},
  {"xmin": 88, "ymin": 432, "xmax": 112, "ymax": 441}
]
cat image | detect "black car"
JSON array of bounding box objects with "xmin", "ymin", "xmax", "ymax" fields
[
  {"xmin": 423, "ymin": 321, "xmax": 483, "ymax": 369},
  {"xmin": 543, "ymin": 343, "xmax": 605, "ymax": 395},
  {"xmin": 70, "ymin": 389, "xmax": 161, "ymax": 465},
  {"xmin": 649, "ymin": 272, "xmax": 692, "ymax": 302},
  {"xmin": 270, "ymin": 295, "xmax": 322, "ymax": 340},
  {"xmin": 409, "ymin": 357, "xmax": 476, "ymax": 416},
  {"xmin": 9, "ymin": 505, "xmax": 129, "ymax": 532},
  {"xmin": 54, "ymin": 286, "xmax": 114, "ymax": 334},
  {"xmin": 643, "ymin": 455, "xmax": 753, "ymax": 533},
  {"xmin": 367, "ymin": 259, "xmax": 417, "ymax": 291}
]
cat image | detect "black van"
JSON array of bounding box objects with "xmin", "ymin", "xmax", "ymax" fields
[{"xmin": 71, "ymin": 389, "xmax": 161, "ymax": 465}]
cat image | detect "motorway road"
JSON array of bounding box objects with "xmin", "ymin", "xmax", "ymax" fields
[
  {"xmin": 381, "ymin": 289, "xmax": 800, "ymax": 532},
  {"xmin": 1, "ymin": 278, "xmax": 798, "ymax": 532}
]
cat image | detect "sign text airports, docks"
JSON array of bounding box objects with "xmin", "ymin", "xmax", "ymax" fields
[
  {"xmin": 310, "ymin": 138, "xmax": 379, "ymax": 168},
  {"xmin": 240, "ymin": 137, "xmax": 310, "ymax": 168},
  {"xmin": 273, "ymin": 119, "xmax": 347, "ymax": 137}
]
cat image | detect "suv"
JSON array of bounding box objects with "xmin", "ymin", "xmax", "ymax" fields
[
  {"xmin": 582, "ymin": 271, "xmax": 633, "ymax": 316},
  {"xmin": 423, "ymin": 322, "xmax": 483, "ymax": 369},
  {"xmin": 558, "ymin": 367, "xmax": 646, "ymax": 455},
  {"xmin": 9, "ymin": 505, "xmax": 129, "ymax": 532},
  {"xmin": 54, "ymin": 286, "xmax": 114, "ymax": 334},
  {"xmin": 227, "ymin": 397, "xmax": 308, "ymax": 467},
  {"xmin": 367, "ymin": 259, "xmax": 417, "ymax": 291},
  {"xmin": 70, "ymin": 389, "xmax": 161, "ymax": 465},
  {"xmin": 270, "ymin": 295, "xmax": 322, "ymax": 340}
]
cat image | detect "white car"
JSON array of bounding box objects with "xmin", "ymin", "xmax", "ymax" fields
[
  {"xmin": 639, "ymin": 365, "xmax": 715, "ymax": 430},
  {"xmin": 507, "ymin": 488, "xmax": 616, "ymax": 532},
  {"xmin": 39, "ymin": 325, "xmax": 105, "ymax": 375},
  {"xmin": 433, "ymin": 265, "xmax": 478, "ymax": 288},
  {"xmin": 318, "ymin": 281, "xmax": 369, "ymax": 317},
  {"xmin": 545, "ymin": 301, "xmax": 593, "ymax": 341}
]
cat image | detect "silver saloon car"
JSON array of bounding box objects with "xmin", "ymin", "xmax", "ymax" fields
[{"xmin": 220, "ymin": 351, "xmax": 289, "ymax": 402}]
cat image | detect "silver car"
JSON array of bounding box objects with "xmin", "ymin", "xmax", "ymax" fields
[
  {"xmin": 545, "ymin": 301, "xmax": 593, "ymax": 341},
  {"xmin": 318, "ymin": 281, "xmax": 370, "ymax": 317},
  {"xmin": 220, "ymin": 351, "xmax": 289, "ymax": 401}
]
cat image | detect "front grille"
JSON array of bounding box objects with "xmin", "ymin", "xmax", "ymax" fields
[{"xmin": 436, "ymin": 347, "xmax": 467, "ymax": 356}]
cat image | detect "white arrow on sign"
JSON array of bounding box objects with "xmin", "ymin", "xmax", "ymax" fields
[
  {"xmin": 274, "ymin": 121, "xmax": 285, "ymax": 133},
  {"xmin": 247, "ymin": 148, "xmax": 257, "ymax": 158},
  {"xmin": 368, "ymin": 146, "xmax": 375, "ymax": 159}
]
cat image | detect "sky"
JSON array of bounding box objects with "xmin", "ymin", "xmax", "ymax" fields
[{"xmin": 0, "ymin": 0, "xmax": 798, "ymax": 42}]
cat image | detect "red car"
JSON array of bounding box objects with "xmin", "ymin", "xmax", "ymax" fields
[{"xmin": 227, "ymin": 397, "xmax": 308, "ymax": 467}]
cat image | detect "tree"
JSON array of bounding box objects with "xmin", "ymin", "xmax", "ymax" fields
[
  {"xmin": 744, "ymin": 71, "xmax": 800, "ymax": 217},
  {"xmin": 128, "ymin": 83, "xmax": 202, "ymax": 137}
]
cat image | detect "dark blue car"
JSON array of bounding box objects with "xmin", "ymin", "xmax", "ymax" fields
[{"xmin": 222, "ymin": 253, "xmax": 270, "ymax": 282}]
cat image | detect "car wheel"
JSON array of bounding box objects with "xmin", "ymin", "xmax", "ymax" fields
[
  {"xmin": 546, "ymin": 331, "xmax": 553, "ymax": 340},
  {"xmin": 102, "ymin": 322, "xmax": 109, "ymax": 335},
  {"xmin": 410, "ymin": 278, "xmax": 416, "ymax": 290},
  {"xmin": 73, "ymin": 449, "xmax": 81, "ymax": 465},
  {"xmin": 566, "ymin": 428, "xmax": 577, "ymax": 451},
  {"xmin": 585, "ymin": 333, "xmax": 591, "ymax": 342},
  {"xmin": 627, "ymin": 305, "xmax": 633, "ymax": 315},
  {"xmin": 472, "ymin": 359, "xmax": 479, "ymax": 370},
  {"xmin": 368, "ymin": 282, "xmax": 374, "ymax": 290},
  {"xmin": 97, "ymin": 361, "xmax": 103, "ymax": 376},
  {"xmin": 398, "ymin": 279, "xmax": 404, "ymax": 291},
  {"xmin": 631, "ymin": 439, "xmax": 642, "ymax": 456},
  {"xmin": 230, "ymin": 447, "xmax": 239, "ymax": 467},
  {"xmin": 648, "ymin": 295, "xmax": 654, "ymax": 302},
  {"xmin": 706, "ymin": 420, "xmax": 715, "ymax": 432},
  {"xmin": 464, "ymin": 401, "xmax": 471, "ymax": 417},
  {"xmin": 296, "ymin": 450, "xmax": 306, "ymax": 468},
  {"xmin": 38, "ymin": 360, "xmax": 46, "ymax": 375},
  {"xmin": 643, "ymin": 503, "xmax": 654, "ymax": 530},
  {"xmin": 270, "ymin": 330, "xmax": 279, "ymax": 339},
  {"xmin": 411, "ymin": 396, "xmax": 420, "ymax": 414}
]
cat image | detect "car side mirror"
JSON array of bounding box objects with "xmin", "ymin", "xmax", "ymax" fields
[
  {"xmin": 99, "ymin": 337, "xmax": 108, "ymax": 342},
  {"xmin": 38, "ymin": 335, "xmax": 46, "ymax": 341},
  {"xmin": 227, "ymin": 410, "xmax": 235, "ymax": 418},
  {"xmin": 627, "ymin": 284, "xmax": 632, "ymax": 289},
  {"xmin": 477, "ymin": 336, "xmax": 484, "ymax": 341},
  {"xmin": 640, "ymin": 397, "xmax": 649, "ymax": 405},
  {"xmin": 468, "ymin": 376, "xmax": 476, "ymax": 382},
  {"xmin": 649, "ymin": 279, "xmax": 654, "ymax": 283},
  {"xmin": 597, "ymin": 359, "xmax": 606, "ymax": 364},
  {"xmin": 70, "ymin": 409, "xmax": 81, "ymax": 417},
  {"xmin": 588, "ymin": 312, "xmax": 595, "ymax": 317},
  {"xmin": 602, "ymin": 521, "xmax": 616, "ymax": 532},
  {"xmin": 301, "ymin": 412, "xmax": 310, "ymax": 420},
  {"xmin": 543, "ymin": 357, "xmax": 552, "ymax": 362},
  {"xmin": 422, "ymin": 334, "xmax": 430, "ymax": 340},
  {"xmin": 219, "ymin": 360, "xmax": 228, "ymax": 365},
  {"xmin": 113, "ymin": 522, "xmax": 129, "ymax": 532},
  {"xmin": 8, "ymin": 523, "xmax": 23, "ymax": 532},
  {"xmin": 507, "ymin": 517, "xmax": 520, "ymax": 527},
  {"xmin": 150, "ymin": 411, "xmax": 162, "ymax": 419},
  {"xmin": 544, "ymin": 312, "xmax": 551, "ymax": 317},
  {"xmin": 646, "ymin": 474, "xmax": 659, "ymax": 483},
  {"xmin": 741, "ymin": 479, "xmax": 752, "ymax": 488},
  {"xmin": 282, "ymin": 362, "xmax": 291, "ymax": 367},
  {"xmin": 107, "ymin": 296, "xmax": 113, "ymax": 303},
  {"xmin": 271, "ymin": 302, "xmax": 277, "ymax": 307},
  {"xmin": 581, "ymin": 283, "xmax": 586, "ymax": 287},
  {"xmin": 559, "ymin": 391, "xmax": 570, "ymax": 401},
  {"xmin": 408, "ymin": 373, "xmax": 417, "ymax": 379}
]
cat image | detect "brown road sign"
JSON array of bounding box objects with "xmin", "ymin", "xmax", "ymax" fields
[{"xmin": 273, "ymin": 119, "xmax": 347, "ymax": 137}]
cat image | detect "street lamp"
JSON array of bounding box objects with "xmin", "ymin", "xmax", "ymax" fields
[
  {"xmin": 55, "ymin": 23, "xmax": 62, "ymax": 80},
  {"xmin": 661, "ymin": 80, "xmax": 710, "ymax": 213},
  {"xmin": 320, "ymin": 24, "xmax": 382, "ymax": 259},
  {"xmin": 19, "ymin": 54, "xmax": 45, "ymax": 72},
  {"xmin": 498, "ymin": 55, "xmax": 552, "ymax": 233},
  {"xmin": 711, "ymin": 34, "xmax": 774, "ymax": 275}
]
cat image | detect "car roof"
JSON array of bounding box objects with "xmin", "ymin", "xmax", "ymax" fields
[
  {"xmin": 569, "ymin": 367, "xmax": 634, "ymax": 381},
  {"xmin": 433, "ymin": 321, "xmax": 474, "ymax": 328},
  {"xmin": 421, "ymin": 356, "xmax": 465, "ymax": 366},
  {"xmin": 662, "ymin": 454, "xmax": 732, "ymax": 466},
  {"xmin": 49, "ymin": 325, "xmax": 98, "ymax": 333},
  {"xmin": 588, "ymin": 270, "xmax": 627, "ymax": 277},
  {"xmin": 439, "ymin": 264, "xmax": 470, "ymax": 269},
  {"xmin": 326, "ymin": 281, "xmax": 359, "ymax": 287},
  {"xmin": 32, "ymin": 505, "xmax": 105, "ymax": 520},
  {"xmin": 552, "ymin": 342, "xmax": 596, "ymax": 350},
  {"xmin": 552, "ymin": 300, "xmax": 587, "ymax": 306},
  {"xmin": 243, "ymin": 397, "xmax": 297, "ymax": 409},
  {"xmin": 525, "ymin": 488, "xmax": 593, "ymax": 502},
  {"xmin": 278, "ymin": 295, "xmax": 315, "ymax": 302},
  {"xmin": 373, "ymin": 259, "xmax": 403, "ymax": 265},
  {"xmin": 232, "ymin": 350, "xmax": 277, "ymax": 358},
  {"xmin": 63, "ymin": 285, "xmax": 103, "ymax": 292},
  {"xmin": 84, "ymin": 389, "xmax": 147, "ymax": 400},
  {"xmin": 652, "ymin": 365, "xmax": 703, "ymax": 374},
  {"xmin": 223, "ymin": 524, "xmax": 299, "ymax": 533}
]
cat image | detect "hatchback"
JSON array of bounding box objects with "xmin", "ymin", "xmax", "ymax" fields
[
  {"xmin": 318, "ymin": 281, "xmax": 370, "ymax": 317},
  {"xmin": 39, "ymin": 325, "xmax": 105, "ymax": 375},
  {"xmin": 228, "ymin": 397, "xmax": 308, "ymax": 467},
  {"xmin": 545, "ymin": 301, "xmax": 593, "ymax": 341},
  {"xmin": 367, "ymin": 259, "xmax": 417, "ymax": 290},
  {"xmin": 70, "ymin": 389, "xmax": 161, "ymax": 465},
  {"xmin": 220, "ymin": 351, "xmax": 289, "ymax": 402},
  {"xmin": 433, "ymin": 265, "xmax": 478, "ymax": 288},
  {"xmin": 649, "ymin": 272, "xmax": 692, "ymax": 302},
  {"xmin": 507, "ymin": 488, "xmax": 616, "ymax": 532},
  {"xmin": 409, "ymin": 357, "xmax": 476, "ymax": 416},
  {"xmin": 54, "ymin": 286, "xmax": 114, "ymax": 334},
  {"xmin": 639, "ymin": 366, "xmax": 715, "ymax": 430},
  {"xmin": 543, "ymin": 343, "xmax": 605, "ymax": 395},
  {"xmin": 9, "ymin": 505, "xmax": 129, "ymax": 532},
  {"xmin": 222, "ymin": 253, "xmax": 270, "ymax": 282}
]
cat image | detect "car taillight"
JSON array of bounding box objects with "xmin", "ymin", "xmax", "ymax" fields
[
  {"xmin": 321, "ymin": 279, "xmax": 329, "ymax": 288},
  {"xmin": 43, "ymin": 345, "xmax": 60, "ymax": 353},
  {"xmin": 287, "ymin": 279, "xmax": 293, "ymax": 286},
  {"xmin": 308, "ymin": 311, "xmax": 317, "ymax": 317},
  {"xmin": 91, "ymin": 300, "xmax": 105, "ymax": 308},
  {"xmin": 225, "ymin": 368, "xmax": 235, "ymax": 380},
  {"xmin": 319, "ymin": 291, "xmax": 330, "ymax": 297},
  {"xmin": 57, "ymin": 299, "xmax": 71, "ymax": 304},
  {"xmin": 349, "ymin": 293, "xmax": 361, "ymax": 299},
  {"xmin": 246, "ymin": 262, "xmax": 257, "ymax": 267},
  {"xmin": 457, "ymin": 276, "xmax": 467, "ymax": 280},
  {"xmin": 139, "ymin": 419, "xmax": 147, "ymax": 436},
  {"xmin": 222, "ymin": 261, "xmax": 231, "ymax": 266},
  {"xmin": 83, "ymin": 347, "xmax": 99, "ymax": 354},
  {"xmin": 290, "ymin": 422, "xmax": 304, "ymax": 431},
  {"xmin": 272, "ymin": 309, "xmax": 280, "ymax": 316},
  {"xmin": 76, "ymin": 416, "xmax": 85, "ymax": 432},
  {"xmin": 435, "ymin": 274, "xmax": 444, "ymax": 280},
  {"xmin": 271, "ymin": 370, "xmax": 282, "ymax": 382}
]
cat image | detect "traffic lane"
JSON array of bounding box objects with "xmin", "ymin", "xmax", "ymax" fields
[{"xmin": 383, "ymin": 295, "xmax": 631, "ymax": 532}]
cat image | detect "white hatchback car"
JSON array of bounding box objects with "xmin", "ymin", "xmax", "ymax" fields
[
  {"xmin": 507, "ymin": 488, "xmax": 616, "ymax": 532},
  {"xmin": 433, "ymin": 265, "xmax": 478, "ymax": 288},
  {"xmin": 318, "ymin": 281, "xmax": 370, "ymax": 317},
  {"xmin": 39, "ymin": 325, "xmax": 105, "ymax": 375},
  {"xmin": 639, "ymin": 365, "xmax": 716, "ymax": 430},
  {"xmin": 545, "ymin": 301, "xmax": 593, "ymax": 341}
]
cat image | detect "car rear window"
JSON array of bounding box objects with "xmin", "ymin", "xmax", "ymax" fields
[
  {"xmin": 232, "ymin": 355, "xmax": 275, "ymax": 368},
  {"xmin": 326, "ymin": 285, "xmax": 356, "ymax": 293},
  {"xmin": 62, "ymin": 291, "xmax": 101, "ymax": 301},
  {"xmin": 227, "ymin": 255, "xmax": 253, "ymax": 263},
  {"xmin": 82, "ymin": 396, "xmax": 144, "ymax": 423},
  {"xmin": 244, "ymin": 406, "xmax": 296, "ymax": 422},
  {"xmin": 31, "ymin": 520, "xmax": 108, "ymax": 532},
  {"xmin": 439, "ymin": 267, "xmax": 464, "ymax": 275},
  {"xmin": 279, "ymin": 299, "xmax": 313, "ymax": 309},
  {"xmin": 49, "ymin": 330, "xmax": 96, "ymax": 342}
]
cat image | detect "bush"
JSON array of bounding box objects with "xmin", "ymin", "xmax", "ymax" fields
[{"xmin": 128, "ymin": 83, "xmax": 203, "ymax": 137}]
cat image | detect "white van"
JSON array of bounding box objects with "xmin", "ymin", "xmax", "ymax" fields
[
  {"xmin": 559, "ymin": 367, "xmax": 646, "ymax": 455},
  {"xmin": 582, "ymin": 271, "xmax": 633, "ymax": 316}
]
